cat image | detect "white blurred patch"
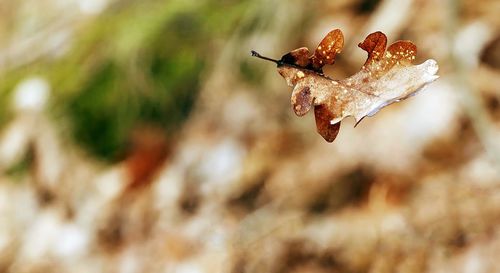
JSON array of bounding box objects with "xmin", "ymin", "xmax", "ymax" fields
[
  {"xmin": 301, "ymin": 219, "xmax": 338, "ymax": 249},
  {"xmin": 13, "ymin": 77, "xmax": 50, "ymax": 112},
  {"xmin": 47, "ymin": 29, "xmax": 72, "ymax": 58},
  {"xmin": 33, "ymin": 120, "xmax": 65, "ymax": 188},
  {"xmin": 464, "ymin": 249, "xmax": 484, "ymax": 273},
  {"xmin": 380, "ymin": 212, "xmax": 406, "ymax": 234},
  {"xmin": 21, "ymin": 209, "xmax": 60, "ymax": 260},
  {"xmin": 153, "ymin": 168, "xmax": 183, "ymax": 212},
  {"xmin": 401, "ymin": 79, "xmax": 458, "ymax": 142},
  {"xmin": 460, "ymin": 155, "xmax": 500, "ymax": 187},
  {"xmin": 0, "ymin": 120, "xmax": 31, "ymax": 167},
  {"xmin": 204, "ymin": 227, "xmax": 227, "ymax": 250},
  {"xmin": 0, "ymin": 187, "xmax": 13, "ymax": 251},
  {"xmin": 76, "ymin": 167, "xmax": 127, "ymax": 226},
  {"xmin": 53, "ymin": 223, "xmax": 89, "ymax": 259},
  {"xmin": 20, "ymin": 208, "xmax": 89, "ymax": 261},
  {"xmin": 0, "ymin": 184, "xmax": 39, "ymax": 229},
  {"xmin": 173, "ymin": 262, "xmax": 204, "ymax": 273},
  {"xmin": 0, "ymin": 229, "xmax": 9, "ymax": 254},
  {"xmin": 222, "ymin": 92, "xmax": 262, "ymax": 135},
  {"xmin": 342, "ymin": 78, "xmax": 460, "ymax": 173},
  {"xmin": 198, "ymin": 139, "xmax": 246, "ymax": 195},
  {"xmin": 95, "ymin": 167, "xmax": 127, "ymax": 200},
  {"xmin": 454, "ymin": 21, "xmax": 494, "ymax": 68},
  {"xmin": 77, "ymin": 0, "xmax": 108, "ymax": 15},
  {"xmin": 118, "ymin": 248, "xmax": 141, "ymax": 273}
]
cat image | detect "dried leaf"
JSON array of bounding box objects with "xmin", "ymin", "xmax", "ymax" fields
[{"xmin": 252, "ymin": 30, "xmax": 439, "ymax": 142}]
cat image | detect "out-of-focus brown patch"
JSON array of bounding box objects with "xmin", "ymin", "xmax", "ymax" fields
[
  {"xmin": 481, "ymin": 35, "xmax": 500, "ymax": 69},
  {"xmin": 483, "ymin": 93, "xmax": 500, "ymax": 120},
  {"xmin": 97, "ymin": 190, "xmax": 158, "ymax": 253},
  {"xmin": 277, "ymin": 241, "xmax": 340, "ymax": 273},
  {"xmin": 356, "ymin": 0, "xmax": 382, "ymax": 14},
  {"xmin": 35, "ymin": 187, "xmax": 55, "ymax": 206},
  {"xmin": 27, "ymin": 144, "xmax": 56, "ymax": 206},
  {"xmin": 450, "ymin": 231, "xmax": 467, "ymax": 249},
  {"xmin": 125, "ymin": 126, "xmax": 170, "ymax": 190},
  {"xmin": 309, "ymin": 167, "xmax": 374, "ymax": 214},
  {"xmin": 163, "ymin": 232, "xmax": 196, "ymax": 261},
  {"xmin": 421, "ymin": 116, "xmax": 480, "ymax": 173},
  {"xmin": 231, "ymin": 258, "xmax": 246, "ymax": 273},
  {"xmin": 368, "ymin": 173, "xmax": 414, "ymax": 207},
  {"xmin": 97, "ymin": 211, "xmax": 124, "ymax": 252},
  {"xmin": 178, "ymin": 182, "xmax": 201, "ymax": 215},
  {"xmin": 227, "ymin": 179, "xmax": 267, "ymax": 217}
]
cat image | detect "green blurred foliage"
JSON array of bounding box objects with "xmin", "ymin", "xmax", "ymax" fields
[{"xmin": 31, "ymin": 0, "xmax": 252, "ymax": 161}]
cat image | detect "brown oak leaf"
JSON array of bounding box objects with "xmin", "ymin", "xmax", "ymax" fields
[{"xmin": 251, "ymin": 29, "xmax": 439, "ymax": 142}]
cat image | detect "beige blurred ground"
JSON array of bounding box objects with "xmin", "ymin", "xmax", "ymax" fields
[{"xmin": 0, "ymin": 0, "xmax": 500, "ymax": 272}]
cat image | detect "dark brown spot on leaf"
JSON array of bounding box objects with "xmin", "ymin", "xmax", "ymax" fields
[{"xmin": 292, "ymin": 86, "xmax": 313, "ymax": 116}]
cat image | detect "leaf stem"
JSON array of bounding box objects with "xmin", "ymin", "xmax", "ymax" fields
[{"xmin": 250, "ymin": 50, "xmax": 279, "ymax": 64}]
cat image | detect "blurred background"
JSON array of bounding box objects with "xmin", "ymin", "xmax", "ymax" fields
[{"xmin": 0, "ymin": 0, "xmax": 499, "ymax": 272}]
